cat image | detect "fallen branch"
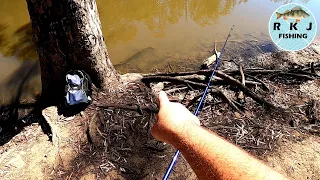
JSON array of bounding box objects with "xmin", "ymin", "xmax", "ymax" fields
[
  {"xmin": 303, "ymin": 62, "xmax": 320, "ymax": 72},
  {"xmin": 142, "ymin": 69, "xmax": 284, "ymax": 79},
  {"xmin": 186, "ymin": 88, "xmax": 240, "ymax": 112},
  {"xmin": 142, "ymin": 71, "xmax": 276, "ymax": 108},
  {"xmin": 287, "ymin": 70, "xmax": 320, "ymax": 78},
  {"xmin": 142, "ymin": 76, "xmax": 207, "ymax": 88},
  {"xmin": 244, "ymin": 73, "xmax": 270, "ymax": 91},
  {"xmin": 211, "ymin": 90, "xmax": 241, "ymax": 112},
  {"xmin": 215, "ymin": 71, "xmax": 277, "ymax": 109},
  {"xmin": 178, "ymin": 74, "xmax": 262, "ymax": 87},
  {"xmin": 144, "ymin": 74, "xmax": 262, "ymax": 88},
  {"xmin": 142, "ymin": 70, "xmax": 212, "ymax": 78}
]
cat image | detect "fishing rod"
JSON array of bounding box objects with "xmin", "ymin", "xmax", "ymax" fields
[{"xmin": 162, "ymin": 25, "xmax": 235, "ymax": 180}]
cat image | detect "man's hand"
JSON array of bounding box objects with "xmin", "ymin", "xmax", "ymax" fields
[{"xmin": 151, "ymin": 91, "xmax": 200, "ymax": 144}]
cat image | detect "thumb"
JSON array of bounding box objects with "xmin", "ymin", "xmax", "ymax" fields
[{"xmin": 159, "ymin": 91, "xmax": 169, "ymax": 107}]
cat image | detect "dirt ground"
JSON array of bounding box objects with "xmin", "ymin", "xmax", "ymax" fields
[
  {"xmin": 266, "ymin": 136, "xmax": 320, "ymax": 180},
  {"xmin": 1, "ymin": 38, "xmax": 320, "ymax": 180},
  {"xmin": 1, "ymin": 125, "xmax": 319, "ymax": 180}
]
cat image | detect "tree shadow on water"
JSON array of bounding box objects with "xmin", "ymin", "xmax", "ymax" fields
[
  {"xmin": 0, "ymin": 23, "xmax": 38, "ymax": 61},
  {"xmin": 0, "ymin": 61, "xmax": 51, "ymax": 146}
]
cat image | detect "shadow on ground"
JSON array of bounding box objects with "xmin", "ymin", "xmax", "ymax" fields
[{"xmin": 0, "ymin": 61, "xmax": 52, "ymax": 146}]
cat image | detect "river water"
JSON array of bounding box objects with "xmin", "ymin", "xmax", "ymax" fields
[{"xmin": 0, "ymin": 0, "xmax": 319, "ymax": 103}]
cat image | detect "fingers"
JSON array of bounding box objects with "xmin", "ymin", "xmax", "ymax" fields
[{"xmin": 159, "ymin": 91, "xmax": 169, "ymax": 107}]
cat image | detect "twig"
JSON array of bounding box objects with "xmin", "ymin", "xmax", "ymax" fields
[
  {"xmin": 240, "ymin": 65, "xmax": 245, "ymax": 86},
  {"xmin": 311, "ymin": 62, "xmax": 315, "ymax": 74},
  {"xmin": 238, "ymin": 64, "xmax": 245, "ymax": 104},
  {"xmin": 275, "ymin": 72, "xmax": 314, "ymax": 80},
  {"xmin": 165, "ymin": 87, "xmax": 188, "ymax": 94},
  {"xmin": 167, "ymin": 62, "xmax": 173, "ymax": 72}
]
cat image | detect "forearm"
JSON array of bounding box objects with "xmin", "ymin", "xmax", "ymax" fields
[{"xmin": 171, "ymin": 124, "xmax": 287, "ymax": 180}]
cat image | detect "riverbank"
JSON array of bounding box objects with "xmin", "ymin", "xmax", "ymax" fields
[{"xmin": 0, "ymin": 38, "xmax": 320, "ymax": 179}]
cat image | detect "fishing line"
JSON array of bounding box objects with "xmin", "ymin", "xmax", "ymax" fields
[{"xmin": 162, "ymin": 25, "xmax": 235, "ymax": 180}]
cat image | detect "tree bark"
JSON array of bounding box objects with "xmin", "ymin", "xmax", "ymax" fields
[{"xmin": 26, "ymin": 0, "xmax": 120, "ymax": 105}]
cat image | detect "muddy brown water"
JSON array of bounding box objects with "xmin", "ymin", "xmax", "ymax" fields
[{"xmin": 0, "ymin": 0, "xmax": 319, "ymax": 103}]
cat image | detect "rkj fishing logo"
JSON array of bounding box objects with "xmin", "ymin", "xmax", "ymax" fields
[{"xmin": 269, "ymin": 3, "xmax": 317, "ymax": 51}]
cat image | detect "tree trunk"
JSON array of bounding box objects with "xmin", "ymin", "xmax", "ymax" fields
[{"xmin": 26, "ymin": 0, "xmax": 120, "ymax": 105}]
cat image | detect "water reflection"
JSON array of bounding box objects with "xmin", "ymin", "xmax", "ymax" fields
[
  {"xmin": 0, "ymin": 24, "xmax": 7, "ymax": 48},
  {"xmin": 0, "ymin": 0, "xmax": 252, "ymax": 60},
  {"xmin": 0, "ymin": 0, "xmax": 315, "ymax": 61},
  {"xmin": 272, "ymin": 0, "xmax": 310, "ymax": 4},
  {"xmin": 0, "ymin": 0, "xmax": 317, "ymax": 73},
  {"xmin": 9, "ymin": 24, "xmax": 37, "ymax": 60},
  {"xmin": 189, "ymin": 0, "xmax": 246, "ymax": 26},
  {"xmin": 99, "ymin": 0, "xmax": 248, "ymax": 41},
  {"xmin": 0, "ymin": 23, "xmax": 36, "ymax": 60}
]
